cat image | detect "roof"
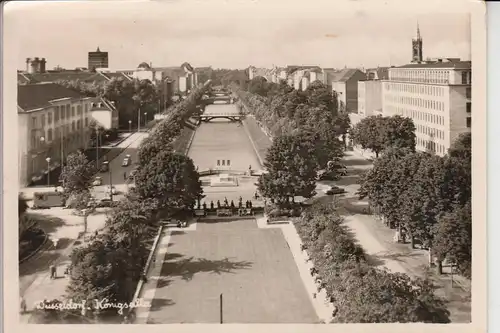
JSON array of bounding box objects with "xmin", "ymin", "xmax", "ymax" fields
[
  {"xmin": 17, "ymin": 73, "xmax": 31, "ymax": 84},
  {"xmin": 101, "ymin": 72, "xmax": 132, "ymax": 81},
  {"xmin": 154, "ymin": 67, "xmax": 187, "ymax": 79},
  {"xmin": 89, "ymin": 97, "xmax": 116, "ymax": 111},
  {"xmin": 331, "ymin": 68, "xmax": 363, "ymax": 82},
  {"xmin": 23, "ymin": 72, "xmax": 108, "ymax": 84},
  {"xmin": 366, "ymin": 67, "xmax": 389, "ymax": 80},
  {"xmin": 396, "ymin": 60, "xmax": 471, "ymax": 69},
  {"xmin": 181, "ymin": 62, "xmax": 194, "ymax": 72},
  {"xmin": 18, "ymin": 83, "xmax": 85, "ymax": 111},
  {"xmin": 137, "ymin": 62, "xmax": 151, "ymax": 69}
]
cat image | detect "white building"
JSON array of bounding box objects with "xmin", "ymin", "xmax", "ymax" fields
[
  {"xmin": 381, "ymin": 58, "xmax": 472, "ymax": 156},
  {"xmin": 18, "ymin": 83, "xmax": 93, "ymax": 186},
  {"xmin": 89, "ymin": 98, "xmax": 119, "ymax": 130}
]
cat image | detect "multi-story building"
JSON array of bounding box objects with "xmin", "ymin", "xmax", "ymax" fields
[
  {"xmin": 89, "ymin": 97, "xmax": 119, "ymax": 130},
  {"xmin": 382, "ymin": 59, "xmax": 471, "ymax": 155},
  {"xmin": 25, "ymin": 57, "xmax": 47, "ymax": 74},
  {"xmin": 18, "ymin": 83, "xmax": 93, "ymax": 186},
  {"xmin": 331, "ymin": 68, "xmax": 366, "ymax": 113},
  {"xmin": 88, "ymin": 47, "xmax": 109, "ymax": 72},
  {"xmin": 357, "ymin": 67, "xmax": 389, "ymax": 117},
  {"xmin": 381, "ymin": 24, "xmax": 471, "ymax": 156}
]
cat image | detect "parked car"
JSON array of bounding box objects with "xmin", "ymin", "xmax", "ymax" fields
[
  {"xmin": 100, "ymin": 161, "xmax": 109, "ymax": 173},
  {"xmin": 106, "ymin": 185, "xmax": 117, "ymax": 195},
  {"xmin": 92, "ymin": 177, "xmax": 103, "ymax": 186},
  {"xmin": 128, "ymin": 169, "xmax": 137, "ymax": 180},
  {"xmin": 122, "ymin": 156, "xmax": 131, "ymax": 167},
  {"xmin": 324, "ymin": 186, "xmax": 345, "ymax": 195},
  {"xmin": 96, "ymin": 198, "xmax": 116, "ymax": 208}
]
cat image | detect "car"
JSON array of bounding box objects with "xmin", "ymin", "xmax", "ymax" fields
[
  {"xmin": 100, "ymin": 161, "xmax": 109, "ymax": 173},
  {"xmin": 122, "ymin": 157, "xmax": 131, "ymax": 167},
  {"xmin": 96, "ymin": 198, "xmax": 116, "ymax": 208},
  {"xmin": 324, "ymin": 186, "xmax": 346, "ymax": 195},
  {"xmin": 92, "ymin": 177, "xmax": 103, "ymax": 186},
  {"xmin": 106, "ymin": 185, "xmax": 117, "ymax": 195},
  {"xmin": 128, "ymin": 169, "xmax": 137, "ymax": 180}
]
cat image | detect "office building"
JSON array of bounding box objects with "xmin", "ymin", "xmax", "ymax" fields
[{"xmin": 88, "ymin": 47, "xmax": 109, "ymax": 72}]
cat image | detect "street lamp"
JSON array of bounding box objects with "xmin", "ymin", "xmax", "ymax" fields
[
  {"xmin": 128, "ymin": 120, "xmax": 132, "ymax": 133},
  {"xmin": 45, "ymin": 157, "xmax": 51, "ymax": 186},
  {"xmin": 143, "ymin": 112, "xmax": 147, "ymax": 126},
  {"xmin": 96, "ymin": 128, "xmax": 100, "ymax": 170}
]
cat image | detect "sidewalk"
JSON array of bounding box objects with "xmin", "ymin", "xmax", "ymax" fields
[
  {"xmin": 18, "ymin": 132, "xmax": 146, "ymax": 323},
  {"xmin": 19, "ymin": 210, "xmax": 108, "ymax": 323},
  {"xmin": 340, "ymin": 149, "xmax": 471, "ymax": 323}
]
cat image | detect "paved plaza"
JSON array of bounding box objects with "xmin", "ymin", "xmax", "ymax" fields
[{"xmin": 142, "ymin": 219, "xmax": 318, "ymax": 323}]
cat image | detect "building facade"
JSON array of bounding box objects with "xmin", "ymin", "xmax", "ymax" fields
[
  {"xmin": 358, "ymin": 80, "xmax": 383, "ymax": 117},
  {"xmin": 88, "ymin": 47, "xmax": 109, "ymax": 72},
  {"xmin": 331, "ymin": 68, "xmax": 366, "ymax": 113},
  {"xmin": 89, "ymin": 98, "xmax": 119, "ymax": 130},
  {"xmin": 18, "ymin": 83, "xmax": 93, "ymax": 186},
  {"xmin": 25, "ymin": 57, "xmax": 47, "ymax": 74},
  {"xmin": 381, "ymin": 59, "xmax": 472, "ymax": 156}
]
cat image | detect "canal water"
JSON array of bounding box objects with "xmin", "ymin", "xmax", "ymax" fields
[{"xmin": 188, "ymin": 103, "xmax": 261, "ymax": 172}]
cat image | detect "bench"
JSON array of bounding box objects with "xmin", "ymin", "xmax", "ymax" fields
[
  {"xmin": 238, "ymin": 208, "xmax": 253, "ymax": 216},
  {"xmin": 194, "ymin": 209, "xmax": 206, "ymax": 217}
]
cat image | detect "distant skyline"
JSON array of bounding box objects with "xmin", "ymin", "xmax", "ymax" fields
[{"xmin": 5, "ymin": 0, "xmax": 472, "ymax": 71}]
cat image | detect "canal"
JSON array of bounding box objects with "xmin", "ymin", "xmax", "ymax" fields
[{"xmin": 187, "ymin": 103, "xmax": 261, "ymax": 173}]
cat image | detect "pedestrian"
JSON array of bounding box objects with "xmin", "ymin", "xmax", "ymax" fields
[
  {"xmin": 49, "ymin": 264, "xmax": 56, "ymax": 279},
  {"xmin": 254, "ymin": 192, "xmax": 258, "ymax": 200},
  {"xmin": 224, "ymin": 197, "xmax": 228, "ymax": 207},
  {"xmin": 217, "ymin": 200, "xmax": 221, "ymax": 209},
  {"xmin": 123, "ymin": 172, "xmax": 127, "ymax": 180},
  {"xmin": 230, "ymin": 200, "xmax": 235, "ymax": 208},
  {"xmin": 210, "ymin": 201, "xmax": 214, "ymax": 210}
]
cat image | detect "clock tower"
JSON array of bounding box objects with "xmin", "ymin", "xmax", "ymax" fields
[{"xmin": 411, "ymin": 23, "xmax": 423, "ymax": 63}]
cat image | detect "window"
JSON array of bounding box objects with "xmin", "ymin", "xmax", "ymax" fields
[
  {"xmin": 466, "ymin": 87, "xmax": 471, "ymax": 99},
  {"xmin": 48, "ymin": 129, "xmax": 53, "ymax": 141},
  {"xmin": 77, "ymin": 120, "xmax": 81, "ymax": 129},
  {"xmin": 77, "ymin": 105, "xmax": 82, "ymax": 115},
  {"xmin": 41, "ymin": 115, "xmax": 45, "ymax": 126},
  {"xmin": 466, "ymin": 102, "xmax": 471, "ymax": 113},
  {"xmin": 66, "ymin": 105, "xmax": 70, "ymax": 119},
  {"xmin": 466, "ymin": 117, "xmax": 471, "ymax": 128},
  {"xmin": 72, "ymin": 121, "xmax": 75, "ymax": 131},
  {"xmin": 54, "ymin": 107, "xmax": 59, "ymax": 122},
  {"xmin": 72, "ymin": 106, "xmax": 75, "ymax": 117},
  {"xmin": 61, "ymin": 108, "xmax": 65, "ymax": 119},
  {"xmin": 32, "ymin": 116, "xmax": 37, "ymax": 127},
  {"xmin": 48, "ymin": 112, "xmax": 52, "ymax": 124},
  {"xmin": 462, "ymin": 71, "xmax": 468, "ymax": 84},
  {"xmin": 85, "ymin": 118, "xmax": 89, "ymax": 126}
]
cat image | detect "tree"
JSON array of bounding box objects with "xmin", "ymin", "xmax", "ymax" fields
[
  {"xmin": 351, "ymin": 116, "xmax": 416, "ymax": 158},
  {"xmin": 134, "ymin": 151, "xmax": 203, "ymax": 216},
  {"xmin": 433, "ymin": 201, "xmax": 472, "ymax": 278},
  {"xmin": 384, "ymin": 115, "xmax": 416, "ymax": 151},
  {"xmin": 59, "ymin": 151, "xmax": 96, "ymax": 232},
  {"xmin": 248, "ymin": 76, "xmax": 271, "ymax": 97},
  {"xmin": 350, "ymin": 116, "xmax": 386, "ymax": 158},
  {"xmin": 258, "ymin": 134, "xmax": 318, "ymax": 205},
  {"xmin": 333, "ymin": 268, "xmax": 450, "ymax": 323}
]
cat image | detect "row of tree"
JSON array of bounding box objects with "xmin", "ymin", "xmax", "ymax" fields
[
  {"xmin": 233, "ymin": 78, "xmax": 352, "ymax": 206},
  {"xmin": 357, "ymin": 133, "xmax": 472, "ymax": 277},
  {"xmin": 295, "ymin": 201, "xmax": 450, "ymax": 323},
  {"xmin": 33, "ymin": 84, "xmax": 211, "ymax": 323},
  {"xmin": 57, "ymin": 78, "xmax": 160, "ymax": 129}
]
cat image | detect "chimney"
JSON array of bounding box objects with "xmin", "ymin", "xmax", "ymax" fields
[{"xmin": 26, "ymin": 58, "xmax": 31, "ymax": 72}]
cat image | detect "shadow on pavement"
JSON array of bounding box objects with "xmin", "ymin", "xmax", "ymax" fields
[
  {"xmin": 149, "ymin": 298, "xmax": 176, "ymax": 312},
  {"xmin": 27, "ymin": 213, "xmax": 66, "ymax": 234},
  {"xmin": 160, "ymin": 253, "xmax": 253, "ymax": 282},
  {"xmin": 342, "ymin": 158, "xmax": 373, "ymax": 166}
]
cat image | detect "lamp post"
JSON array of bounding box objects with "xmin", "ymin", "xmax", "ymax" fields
[
  {"xmin": 96, "ymin": 128, "xmax": 100, "ymax": 170},
  {"xmin": 128, "ymin": 120, "xmax": 132, "ymax": 133},
  {"xmin": 137, "ymin": 108, "xmax": 141, "ymax": 133},
  {"xmin": 105, "ymin": 134, "xmax": 113, "ymax": 201},
  {"xmin": 143, "ymin": 112, "xmax": 147, "ymax": 127},
  {"xmin": 45, "ymin": 157, "xmax": 51, "ymax": 187}
]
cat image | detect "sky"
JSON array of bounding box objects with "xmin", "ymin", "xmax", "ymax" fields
[{"xmin": 4, "ymin": 0, "xmax": 473, "ymax": 71}]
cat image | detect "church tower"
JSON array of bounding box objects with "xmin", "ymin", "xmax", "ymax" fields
[{"xmin": 411, "ymin": 23, "xmax": 423, "ymax": 63}]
